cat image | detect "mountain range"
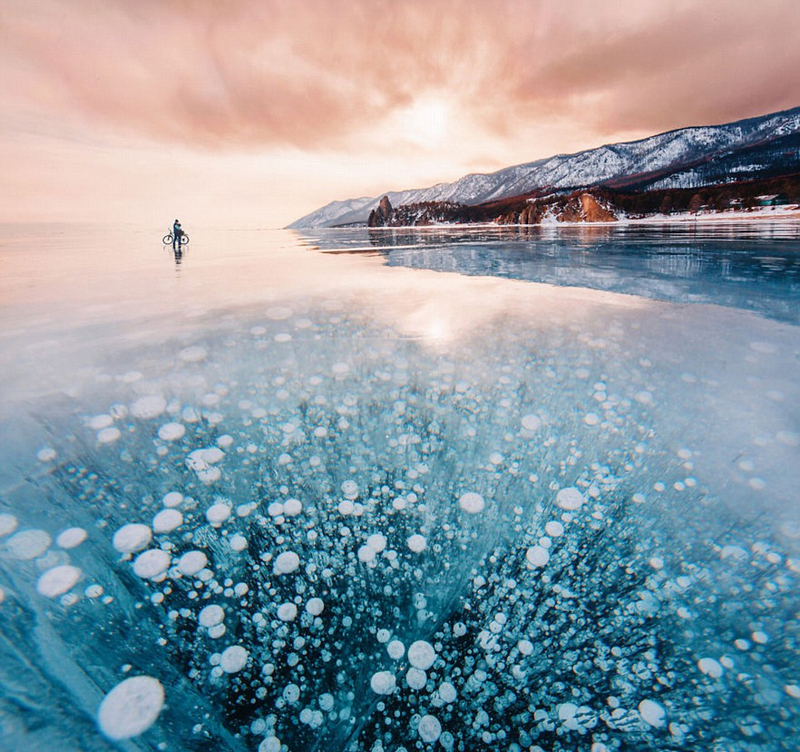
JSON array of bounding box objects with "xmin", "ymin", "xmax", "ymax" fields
[{"xmin": 288, "ymin": 106, "xmax": 800, "ymax": 228}]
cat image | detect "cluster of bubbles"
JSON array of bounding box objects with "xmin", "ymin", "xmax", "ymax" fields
[{"xmin": 1, "ymin": 302, "xmax": 799, "ymax": 751}]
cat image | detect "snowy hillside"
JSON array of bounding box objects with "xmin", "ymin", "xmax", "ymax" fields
[{"xmin": 288, "ymin": 106, "xmax": 800, "ymax": 228}]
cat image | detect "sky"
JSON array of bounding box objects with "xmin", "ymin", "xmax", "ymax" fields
[{"xmin": 1, "ymin": 0, "xmax": 800, "ymax": 229}]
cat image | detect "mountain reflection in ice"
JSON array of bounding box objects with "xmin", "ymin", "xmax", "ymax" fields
[
  {"xmin": 301, "ymin": 223, "xmax": 800, "ymax": 324},
  {"xmin": 1, "ymin": 226, "xmax": 799, "ymax": 752}
]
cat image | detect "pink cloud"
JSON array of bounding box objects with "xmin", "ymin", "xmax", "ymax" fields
[{"xmin": 2, "ymin": 0, "xmax": 799, "ymax": 153}]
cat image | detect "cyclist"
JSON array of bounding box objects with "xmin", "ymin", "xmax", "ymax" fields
[{"xmin": 172, "ymin": 219, "xmax": 183, "ymax": 249}]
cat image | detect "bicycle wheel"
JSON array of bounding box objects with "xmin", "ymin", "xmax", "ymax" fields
[
  {"xmin": 180, "ymin": 234, "xmax": 190, "ymax": 245},
  {"xmin": 162, "ymin": 234, "xmax": 173, "ymax": 245}
]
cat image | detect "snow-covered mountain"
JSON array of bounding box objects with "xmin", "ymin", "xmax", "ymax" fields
[{"xmin": 288, "ymin": 106, "xmax": 800, "ymax": 228}]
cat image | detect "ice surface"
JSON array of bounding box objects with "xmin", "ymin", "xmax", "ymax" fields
[{"xmin": 2, "ymin": 226, "xmax": 800, "ymax": 752}]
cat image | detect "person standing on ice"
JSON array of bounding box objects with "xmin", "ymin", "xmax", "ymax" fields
[{"xmin": 172, "ymin": 219, "xmax": 183, "ymax": 249}]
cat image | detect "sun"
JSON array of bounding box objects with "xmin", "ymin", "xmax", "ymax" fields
[{"xmin": 394, "ymin": 96, "xmax": 451, "ymax": 148}]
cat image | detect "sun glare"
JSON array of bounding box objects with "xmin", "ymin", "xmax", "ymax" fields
[{"xmin": 395, "ymin": 96, "xmax": 451, "ymax": 148}]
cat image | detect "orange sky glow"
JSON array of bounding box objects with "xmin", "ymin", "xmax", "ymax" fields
[{"xmin": 1, "ymin": 0, "xmax": 800, "ymax": 228}]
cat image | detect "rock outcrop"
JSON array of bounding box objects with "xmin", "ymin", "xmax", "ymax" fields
[{"xmin": 367, "ymin": 196, "xmax": 394, "ymax": 227}]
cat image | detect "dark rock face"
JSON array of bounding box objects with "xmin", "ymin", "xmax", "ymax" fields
[{"xmin": 368, "ymin": 196, "xmax": 394, "ymax": 227}]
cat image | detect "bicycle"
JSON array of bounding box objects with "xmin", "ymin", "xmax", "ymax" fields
[{"xmin": 162, "ymin": 230, "xmax": 190, "ymax": 245}]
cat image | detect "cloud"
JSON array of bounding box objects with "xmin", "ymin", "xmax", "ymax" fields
[{"xmin": 2, "ymin": 0, "xmax": 799, "ymax": 155}]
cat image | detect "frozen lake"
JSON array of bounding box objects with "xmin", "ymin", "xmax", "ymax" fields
[{"xmin": 1, "ymin": 223, "xmax": 799, "ymax": 751}]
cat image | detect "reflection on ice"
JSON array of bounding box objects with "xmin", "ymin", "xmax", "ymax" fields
[
  {"xmin": 299, "ymin": 224, "xmax": 800, "ymax": 324},
  {"xmin": 0, "ymin": 226, "xmax": 799, "ymax": 751}
]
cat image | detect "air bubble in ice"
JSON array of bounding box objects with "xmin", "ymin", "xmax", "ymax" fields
[
  {"xmin": 97, "ymin": 427, "xmax": 122, "ymax": 444},
  {"xmin": 152, "ymin": 510, "xmax": 183, "ymax": 534},
  {"xmin": 56, "ymin": 527, "xmax": 87, "ymax": 549},
  {"xmin": 406, "ymin": 668, "xmax": 427, "ymax": 690},
  {"xmin": 638, "ymin": 699, "xmax": 666, "ymax": 728},
  {"xmin": 113, "ymin": 524, "xmax": 152, "ymax": 554},
  {"xmin": 6, "ymin": 529, "xmax": 51, "ymax": 560},
  {"xmin": 131, "ymin": 396, "xmax": 167, "ymax": 420},
  {"xmin": 555, "ymin": 487, "xmax": 584, "ymax": 511},
  {"xmin": 274, "ymin": 551, "xmax": 300, "ymax": 574},
  {"xmin": 458, "ymin": 492, "xmax": 485, "ymax": 514},
  {"xmin": 371, "ymin": 671, "xmax": 396, "ymax": 695},
  {"xmin": 178, "ymin": 551, "xmax": 208, "ymax": 576},
  {"xmin": 220, "ymin": 645, "xmax": 248, "ymax": 673},
  {"xmin": 229, "ymin": 534, "xmax": 247, "ymax": 552},
  {"xmin": 526, "ymin": 546, "xmax": 549, "ymax": 568},
  {"xmin": 133, "ymin": 550, "xmax": 171, "ymax": 579},
  {"xmin": 199, "ymin": 605, "xmax": 224, "ymax": 628},
  {"xmin": 37, "ymin": 565, "xmax": 82, "ymax": 597},
  {"xmin": 97, "ymin": 676, "xmax": 164, "ymax": 740},
  {"xmin": 418, "ymin": 714, "xmax": 442, "ymax": 743},
  {"xmin": 0, "ymin": 514, "xmax": 18, "ymax": 537},
  {"xmin": 306, "ymin": 597, "xmax": 324, "ymax": 615},
  {"xmin": 438, "ymin": 681, "xmax": 457, "ymax": 703},
  {"xmin": 158, "ymin": 423, "xmax": 185, "ymax": 441},
  {"xmin": 206, "ymin": 504, "xmax": 231, "ymax": 526},
  {"xmin": 408, "ymin": 640, "xmax": 436, "ymax": 670}
]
